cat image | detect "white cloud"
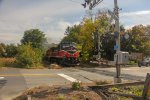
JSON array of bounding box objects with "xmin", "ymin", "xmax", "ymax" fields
[
  {"xmin": 120, "ymin": 10, "xmax": 150, "ymax": 29},
  {"xmin": 0, "ymin": 33, "xmax": 22, "ymax": 44},
  {"xmin": 45, "ymin": 20, "xmax": 80, "ymax": 43},
  {"xmin": 0, "ymin": 0, "xmax": 150, "ymax": 44},
  {"xmin": 0, "ymin": 0, "xmax": 84, "ymax": 44},
  {"xmin": 121, "ymin": 10, "xmax": 150, "ymax": 17}
]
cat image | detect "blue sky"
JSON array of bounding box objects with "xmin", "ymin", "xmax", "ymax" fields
[{"xmin": 0, "ymin": 0, "xmax": 150, "ymax": 44}]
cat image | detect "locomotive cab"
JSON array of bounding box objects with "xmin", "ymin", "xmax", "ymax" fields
[{"xmin": 46, "ymin": 42, "xmax": 80, "ymax": 66}]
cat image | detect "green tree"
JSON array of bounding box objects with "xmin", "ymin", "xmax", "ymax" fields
[
  {"xmin": 21, "ymin": 29, "xmax": 46, "ymax": 50},
  {"xmin": 121, "ymin": 24, "xmax": 150, "ymax": 57},
  {"xmin": 80, "ymin": 13, "xmax": 110, "ymax": 61},
  {"xmin": 61, "ymin": 25, "xmax": 81, "ymax": 43},
  {"xmin": 5, "ymin": 44, "xmax": 18, "ymax": 57},
  {"xmin": 0, "ymin": 43, "xmax": 6, "ymax": 57},
  {"xmin": 16, "ymin": 43, "xmax": 43, "ymax": 68}
]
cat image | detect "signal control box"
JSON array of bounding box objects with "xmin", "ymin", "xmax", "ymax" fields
[{"xmin": 114, "ymin": 51, "xmax": 129, "ymax": 64}]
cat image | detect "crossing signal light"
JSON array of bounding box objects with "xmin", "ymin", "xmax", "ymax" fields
[
  {"xmin": 89, "ymin": 3, "xmax": 93, "ymax": 10},
  {"xmin": 81, "ymin": 3, "xmax": 86, "ymax": 8},
  {"xmin": 93, "ymin": 0, "xmax": 96, "ymax": 5},
  {"xmin": 85, "ymin": 0, "xmax": 91, "ymax": 5}
]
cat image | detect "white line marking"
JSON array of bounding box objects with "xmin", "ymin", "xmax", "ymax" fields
[
  {"xmin": 123, "ymin": 69, "xmax": 130, "ymax": 70},
  {"xmin": 0, "ymin": 77, "xmax": 4, "ymax": 80},
  {"xmin": 57, "ymin": 73, "xmax": 80, "ymax": 82}
]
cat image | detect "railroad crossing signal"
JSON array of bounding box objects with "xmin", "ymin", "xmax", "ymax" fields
[{"xmin": 82, "ymin": 0, "xmax": 103, "ymax": 10}]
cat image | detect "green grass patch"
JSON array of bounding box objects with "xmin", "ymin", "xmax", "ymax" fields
[
  {"xmin": 128, "ymin": 60, "xmax": 138, "ymax": 65},
  {"xmin": 109, "ymin": 85, "xmax": 144, "ymax": 99}
]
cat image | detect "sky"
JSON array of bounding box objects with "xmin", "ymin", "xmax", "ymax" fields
[{"xmin": 0, "ymin": 0, "xmax": 150, "ymax": 44}]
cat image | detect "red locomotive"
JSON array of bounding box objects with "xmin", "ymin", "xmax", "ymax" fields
[{"xmin": 45, "ymin": 42, "xmax": 80, "ymax": 66}]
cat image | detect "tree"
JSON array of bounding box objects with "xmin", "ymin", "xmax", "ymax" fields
[
  {"xmin": 78, "ymin": 12, "xmax": 110, "ymax": 61},
  {"xmin": 16, "ymin": 43, "xmax": 43, "ymax": 68},
  {"xmin": 21, "ymin": 29, "xmax": 46, "ymax": 50},
  {"xmin": 0, "ymin": 43, "xmax": 6, "ymax": 57},
  {"xmin": 5, "ymin": 44, "xmax": 18, "ymax": 57},
  {"xmin": 121, "ymin": 24, "xmax": 150, "ymax": 57},
  {"xmin": 61, "ymin": 25, "xmax": 81, "ymax": 43}
]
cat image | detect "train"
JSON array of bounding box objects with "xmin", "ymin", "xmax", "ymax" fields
[{"xmin": 45, "ymin": 42, "xmax": 80, "ymax": 66}]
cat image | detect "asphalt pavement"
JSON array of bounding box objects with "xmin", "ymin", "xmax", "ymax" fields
[
  {"xmin": 0, "ymin": 66, "xmax": 150, "ymax": 100},
  {"xmin": 0, "ymin": 68, "xmax": 27, "ymax": 100}
]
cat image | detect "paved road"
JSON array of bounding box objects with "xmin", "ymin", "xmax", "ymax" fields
[
  {"xmin": 0, "ymin": 68, "xmax": 27, "ymax": 100},
  {"xmin": 0, "ymin": 66, "xmax": 150, "ymax": 100}
]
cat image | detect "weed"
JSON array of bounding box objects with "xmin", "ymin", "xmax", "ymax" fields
[
  {"xmin": 0, "ymin": 58, "xmax": 16, "ymax": 68},
  {"xmin": 58, "ymin": 94, "xmax": 65, "ymax": 100},
  {"xmin": 95, "ymin": 80, "xmax": 112, "ymax": 85},
  {"xmin": 72, "ymin": 81, "xmax": 81, "ymax": 90}
]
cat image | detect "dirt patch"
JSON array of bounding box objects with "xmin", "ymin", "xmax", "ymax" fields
[
  {"xmin": 48, "ymin": 64, "xmax": 62, "ymax": 69},
  {"xmin": 14, "ymin": 85, "xmax": 102, "ymax": 100}
]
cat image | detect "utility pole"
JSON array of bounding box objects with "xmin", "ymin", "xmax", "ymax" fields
[
  {"xmin": 97, "ymin": 30, "xmax": 101, "ymax": 61},
  {"xmin": 82, "ymin": 0, "xmax": 122, "ymax": 83},
  {"xmin": 82, "ymin": 0, "xmax": 121, "ymax": 52},
  {"xmin": 114, "ymin": 0, "xmax": 120, "ymax": 52},
  {"xmin": 114, "ymin": 0, "xmax": 121, "ymax": 83}
]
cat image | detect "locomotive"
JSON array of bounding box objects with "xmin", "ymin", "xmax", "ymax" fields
[{"xmin": 45, "ymin": 42, "xmax": 80, "ymax": 66}]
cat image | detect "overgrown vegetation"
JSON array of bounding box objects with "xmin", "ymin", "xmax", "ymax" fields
[
  {"xmin": 16, "ymin": 44, "xmax": 43, "ymax": 68},
  {"xmin": 0, "ymin": 43, "xmax": 18, "ymax": 57},
  {"xmin": 0, "ymin": 10, "xmax": 150, "ymax": 68},
  {"xmin": 72, "ymin": 81, "xmax": 81, "ymax": 90},
  {"xmin": 61, "ymin": 10, "xmax": 150, "ymax": 62},
  {"xmin": 0, "ymin": 58, "xmax": 16, "ymax": 68},
  {"xmin": 58, "ymin": 94, "xmax": 65, "ymax": 100},
  {"xmin": 0, "ymin": 29, "xmax": 46, "ymax": 68},
  {"xmin": 109, "ymin": 85, "xmax": 144, "ymax": 99},
  {"xmin": 95, "ymin": 80, "xmax": 112, "ymax": 85}
]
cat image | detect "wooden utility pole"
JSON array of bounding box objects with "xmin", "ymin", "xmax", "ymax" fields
[{"xmin": 114, "ymin": 0, "xmax": 120, "ymax": 52}]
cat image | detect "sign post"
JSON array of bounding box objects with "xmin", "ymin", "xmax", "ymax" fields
[{"xmin": 142, "ymin": 73, "xmax": 150, "ymax": 100}]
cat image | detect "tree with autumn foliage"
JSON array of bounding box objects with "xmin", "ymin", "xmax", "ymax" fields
[{"xmin": 121, "ymin": 25, "xmax": 150, "ymax": 56}]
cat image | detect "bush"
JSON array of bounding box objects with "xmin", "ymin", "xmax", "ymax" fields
[
  {"xmin": 72, "ymin": 81, "xmax": 81, "ymax": 90},
  {"xmin": 16, "ymin": 44, "xmax": 43, "ymax": 68},
  {"xmin": 0, "ymin": 58, "xmax": 16, "ymax": 68}
]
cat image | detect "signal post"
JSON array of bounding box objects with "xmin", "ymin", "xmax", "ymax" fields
[{"xmin": 82, "ymin": 0, "xmax": 123, "ymax": 83}]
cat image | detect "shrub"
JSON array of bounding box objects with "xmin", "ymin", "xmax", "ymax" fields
[
  {"xmin": 16, "ymin": 44, "xmax": 43, "ymax": 68},
  {"xmin": 0, "ymin": 58, "xmax": 16, "ymax": 68},
  {"xmin": 72, "ymin": 81, "xmax": 81, "ymax": 90}
]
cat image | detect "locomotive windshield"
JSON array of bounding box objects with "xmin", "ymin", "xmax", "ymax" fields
[{"xmin": 61, "ymin": 42, "xmax": 77, "ymax": 51}]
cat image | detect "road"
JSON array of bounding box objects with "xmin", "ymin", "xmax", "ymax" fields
[{"xmin": 0, "ymin": 66, "xmax": 150, "ymax": 100}]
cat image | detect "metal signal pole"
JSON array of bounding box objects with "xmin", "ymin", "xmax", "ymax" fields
[
  {"xmin": 114, "ymin": 0, "xmax": 120, "ymax": 52},
  {"xmin": 82, "ymin": 0, "xmax": 121, "ymax": 53},
  {"xmin": 82, "ymin": 0, "xmax": 122, "ymax": 83}
]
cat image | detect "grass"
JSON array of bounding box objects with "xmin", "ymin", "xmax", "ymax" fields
[
  {"xmin": 72, "ymin": 81, "xmax": 81, "ymax": 90},
  {"xmin": 95, "ymin": 80, "xmax": 112, "ymax": 85},
  {"xmin": 0, "ymin": 57, "xmax": 45, "ymax": 69},
  {"xmin": 58, "ymin": 94, "xmax": 66, "ymax": 100},
  {"xmin": 0, "ymin": 57, "xmax": 16, "ymax": 68},
  {"xmin": 109, "ymin": 85, "xmax": 144, "ymax": 99},
  {"xmin": 128, "ymin": 60, "xmax": 138, "ymax": 65}
]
